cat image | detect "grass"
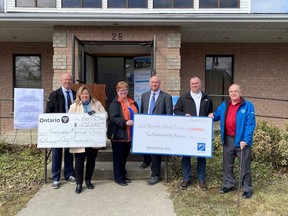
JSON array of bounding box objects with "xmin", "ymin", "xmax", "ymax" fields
[
  {"xmin": 1, "ymin": 141, "xmax": 288, "ymax": 216},
  {"xmin": 168, "ymin": 157, "xmax": 288, "ymax": 216},
  {"xmin": 0, "ymin": 142, "xmax": 44, "ymax": 216}
]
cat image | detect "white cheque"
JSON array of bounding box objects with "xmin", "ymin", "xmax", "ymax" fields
[
  {"xmin": 132, "ymin": 114, "xmax": 213, "ymax": 157},
  {"xmin": 37, "ymin": 113, "xmax": 107, "ymax": 148}
]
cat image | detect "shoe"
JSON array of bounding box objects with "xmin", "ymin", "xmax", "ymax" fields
[
  {"xmin": 140, "ymin": 162, "xmax": 150, "ymax": 169},
  {"xmin": 66, "ymin": 176, "xmax": 76, "ymax": 184},
  {"xmin": 123, "ymin": 177, "xmax": 131, "ymax": 184},
  {"xmin": 51, "ymin": 181, "xmax": 59, "ymax": 189},
  {"xmin": 198, "ymin": 180, "xmax": 208, "ymax": 191},
  {"xmin": 85, "ymin": 180, "xmax": 94, "ymax": 189},
  {"xmin": 116, "ymin": 180, "xmax": 128, "ymax": 186},
  {"xmin": 147, "ymin": 176, "xmax": 161, "ymax": 185},
  {"xmin": 220, "ymin": 187, "xmax": 235, "ymax": 194},
  {"xmin": 242, "ymin": 191, "xmax": 253, "ymax": 199},
  {"xmin": 179, "ymin": 179, "xmax": 191, "ymax": 190},
  {"xmin": 75, "ymin": 184, "xmax": 82, "ymax": 194}
]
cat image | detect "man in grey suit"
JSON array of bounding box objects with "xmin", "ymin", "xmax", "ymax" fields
[{"xmin": 140, "ymin": 76, "xmax": 173, "ymax": 185}]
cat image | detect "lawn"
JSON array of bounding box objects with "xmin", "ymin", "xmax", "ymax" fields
[{"xmin": 168, "ymin": 157, "xmax": 288, "ymax": 216}]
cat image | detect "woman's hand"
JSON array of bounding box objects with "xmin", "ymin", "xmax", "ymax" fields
[{"xmin": 126, "ymin": 120, "xmax": 134, "ymax": 126}]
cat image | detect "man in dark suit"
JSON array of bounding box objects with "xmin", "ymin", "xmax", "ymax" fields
[
  {"xmin": 174, "ymin": 76, "xmax": 213, "ymax": 190},
  {"xmin": 140, "ymin": 76, "xmax": 173, "ymax": 185},
  {"xmin": 46, "ymin": 72, "xmax": 76, "ymax": 189}
]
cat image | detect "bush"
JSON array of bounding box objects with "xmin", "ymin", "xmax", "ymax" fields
[
  {"xmin": 169, "ymin": 120, "xmax": 288, "ymax": 181},
  {"xmin": 253, "ymin": 121, "xmax": 288, "ymax": 169}
]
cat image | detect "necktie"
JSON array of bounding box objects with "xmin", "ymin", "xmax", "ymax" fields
[
  {"xmin": 148, "ymin": 93, "xmax": 155, "ymax": 114},
  {"xmin": 66, "ymin": 91, "xmax": 72, "ymax": 109}
]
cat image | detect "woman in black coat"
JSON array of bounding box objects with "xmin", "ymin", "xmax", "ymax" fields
[{"xmin": 108, "ymin": 81, "xmax": 139, "ymax": 186}]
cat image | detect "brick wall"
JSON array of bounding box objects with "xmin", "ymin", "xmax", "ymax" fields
[
  {"xmin": 0, "ymin": 42, "xmax": 53, "ymax": 131},
  {"xmin": 181, "ymin": 43, "xmax": 288, "ymax": 126},
  {"xmin": 53, "ymin": 26, "xmax": 181, "ymax": 95}
]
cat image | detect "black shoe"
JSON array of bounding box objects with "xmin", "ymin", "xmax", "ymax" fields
[
  {"xmin": 140, "ymin": 162, "xmax": 150, "ymax": 169},
  {"xmin": 220, "ymin": 187, "xmax": 235, "ymax": 194},
  {"xmin": 123, "ymin": 177, "xmax": 131, "ymax": 184},
  {"xmin": 147, "ymin": 176, "xmax": 161, "ymax": 185},
  {"xmin": 116, "ymin": 180, "xmax": 127, "ymax": 186},
  {"xmin": 85, "ymin": 180, "xmax": 94, "ymax": 189},
  {"xmin": 75, "ymin": 184, "xmax": 82, "ymax": 194},
  {"xmin": 242, "ymin": 191, "xmax": 253, "ymax": 199}
]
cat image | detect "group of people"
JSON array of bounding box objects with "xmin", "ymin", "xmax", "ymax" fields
[{"xmin": 46, "ymin": 72, "xmax": 256, "ymax": 199}]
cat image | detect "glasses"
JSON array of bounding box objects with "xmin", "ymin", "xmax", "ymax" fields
[
  {"xmin": 229, "ymin": 90, "xmax": 240, "ymax": 93},
  {"xmin": 118, "ymin": 89, "xmax": 128, "ymax": 93}
]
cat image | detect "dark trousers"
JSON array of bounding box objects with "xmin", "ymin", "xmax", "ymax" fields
[
  {"xmin": 111, "ymin": 141, "xmax": 131, "ymax": 182},
  {"xmin": 223, "ymin": 136, "xmax": 252, "ymax": 192},
  {"xmin": 143, "ymin": 154, "xmax": 152, "ymax": 165},
  {"xmin": 52, "ymin": 148, "xmax": 74, "ymax": 182},
  {"xmin": 151, "ymin": 155, "xmax": 162, "ymax": 177},
  {"xmin": 181, "ymin": 156, "xmax": 206, "ymax": 182},
  {"xmin": 74, "ymin": 148, "xmax": 98, "ymax": 184}
]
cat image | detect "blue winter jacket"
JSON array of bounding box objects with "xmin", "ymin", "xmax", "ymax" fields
[{"xmin": 213, "ymin": 98, "xmax": 256, "ymax": 148}]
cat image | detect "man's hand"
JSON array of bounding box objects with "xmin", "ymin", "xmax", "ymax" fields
[
  {"xmin": 240, "ymin": 141, "xmax": 247, "ymax": 149},
  {"xmin": 208, "ymin": 113, "xmax": 214, "ymax": 118}
]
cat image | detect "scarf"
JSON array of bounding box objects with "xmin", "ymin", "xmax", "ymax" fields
[
  {"xmin": 118, "ymin": 96, "xmax": 138, "ymax": 141},
  {"xmin": 82, "ymin": 100, "xmax": 91, "ymax": 113}
]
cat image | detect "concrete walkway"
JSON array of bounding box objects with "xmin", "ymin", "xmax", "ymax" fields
[{"xmin": 17, "ymin": 180, "xmax": 176, "ymax": 216}]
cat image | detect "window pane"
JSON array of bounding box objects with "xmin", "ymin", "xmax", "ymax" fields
[
  {"xmin": 83, "ymin": 0, "xmax": 102, "ymax": 8},
  {"xmin": 205, "ymin": 56, "xmax": 233, "ymax": 109},
  {"xmin": 16, "ymin": 0, "xmax": 35, "ymax": 7},
  {"xmin": 154, "ymin": 0, "xmax": 172, "ymax": 8},
  {"xmin": 15, "ymin": 56, "xmax": 41, "ymax": 88},
  {"xmin": 38, "ymin": 0, "xmax": 56, "ymax": 7},
  {"xmin": 0, "ymin": 0, "xmax": 4, "ymax": 12},
  {"xmin": 108, "ymin": 0, "xmax": 126, "ymax": 8},
  {"xmin": 62, "ymin": 0, "xmax": 81, "ymax": 8},
  {"xmin": 199, "ymin": 0, "xmax": 217, "ymax": 8},
  {"xmin": 175, "ymin": 0, "xmax": 193, "ymax": 8},
  {"xmin": 220, "ymin": 0, "xmax": 238, "ymax": 8},
  {"xmin": 129, "ymin": 0, "xmax": 147, "ymax": 8}
]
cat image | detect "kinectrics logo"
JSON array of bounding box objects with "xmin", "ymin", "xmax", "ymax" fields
[
  {"xmin": 61, "ymin": 116, "xmax": 69, "ymax": 123},
  {"xmin": 197, "ymin": 143, "xmax": 206, "ymax": 152}
]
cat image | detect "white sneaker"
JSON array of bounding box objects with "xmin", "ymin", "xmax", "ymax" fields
[
  {"xmin": 66, "ymin": 176, "xmax": 76, "ymax": 184},
  {"xmin": 51, "ymin": 181, "xmax": 60, "ymax": 189}
]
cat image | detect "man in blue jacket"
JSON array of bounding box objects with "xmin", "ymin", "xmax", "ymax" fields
[{"xmin": 209, "ymin": 84, "xmax": 256, "ymax": 199}]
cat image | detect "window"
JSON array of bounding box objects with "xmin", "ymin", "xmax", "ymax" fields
[
  {"xmin": 14, "ymin": 56, "xmax": 41, "ymax": 88},
  {"xmin": 200, "ymin": 0, "xmax": 239, "ymax": 8},
  {"xmin": 108, "ymin": 0, "xmax": 147, "ymax": 8},
  {"xmin": 154, "ymin": 0, "xmax": 193, "ymax": 8},
  {"xmin": 16, "ymin": 0, "xmax": 56, "ymax": 7},
  {"xmin": 62, "ymin": 0, "xmax": 102, "ymax": 8},
  {"xmin": 0, "ymin": 0, "xmax": 4, "ymax": 12},
  {"xmin": 205, "ymin": 56, "xmax": 233, "ymax": 109}
]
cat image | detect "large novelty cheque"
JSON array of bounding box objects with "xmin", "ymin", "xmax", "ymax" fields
[
  {"xmin": 37, "ymin": 113, "xmax": 106, "ymax": 148},
  {"xmin": 132, "ymin": 114, "xmax": 213, "ymax": 157}
]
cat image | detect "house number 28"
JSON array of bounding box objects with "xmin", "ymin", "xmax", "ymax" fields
[{"xmin": 112, "ymin": 33, "xmax": 123, "ymax": 40}]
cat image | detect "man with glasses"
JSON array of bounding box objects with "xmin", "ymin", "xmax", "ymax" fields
[{"xmin": 209, "ymin": 84, "xmax": 256, "ymax": 199}]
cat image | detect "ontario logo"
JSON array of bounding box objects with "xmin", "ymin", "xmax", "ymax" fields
[{"xmin": 61, "ymin": 116, "xmax": 69, "ymax": 123}]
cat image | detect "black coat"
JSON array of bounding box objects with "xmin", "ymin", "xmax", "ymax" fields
[
  {"xmin": 107, "ymin": 96, "xmax": 139, "ymax": 140},
  {"xmin": 46, "ymin": 87, "xmax": 76, "ymax": 113},
  {"xmin": 174, "ymin": 91, "xmax": 213, "ymax": 116}
]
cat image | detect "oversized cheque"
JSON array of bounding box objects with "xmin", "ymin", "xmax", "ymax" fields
[
  {"xmin": 132, "ymin": 114, "xmax": 213, "ymax": 157},
  {"xmin": 37, "ymin": 113, "xmax": 107, "ymax": 148}
]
